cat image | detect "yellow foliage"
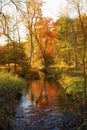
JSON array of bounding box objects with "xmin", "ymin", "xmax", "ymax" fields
[{"xmin": 59, "ymin": 73, "xmax": 72, "ymax": 89}]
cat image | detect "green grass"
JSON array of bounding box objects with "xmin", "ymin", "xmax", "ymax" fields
[
  {"xmin": 64, "ymin": 77, "xmax": 84, "ymax": 104},
  {"xmin": 60, "ymin": 68, "xmax": 87, "ymax": 106},
  {"xmin": 0, "ymin": 71, "xmax": 27, "ymax": 130}
]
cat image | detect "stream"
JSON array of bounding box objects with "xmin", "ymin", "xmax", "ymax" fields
[{"xmin": 10, "ymin": 80, "xmax": 81, "ymax": 130}]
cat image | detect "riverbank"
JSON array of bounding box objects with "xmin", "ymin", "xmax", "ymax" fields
[
  {"xmin": 59, "ymin": 67, "xmax": 87, "ymax": 130},
  {"xmin": 0, "ymin": 71, "xmax": 27, "ymax": 130}
]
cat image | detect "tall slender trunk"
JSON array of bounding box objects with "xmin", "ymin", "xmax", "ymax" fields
[
  {"xmin": 29, "ymin": 32, "xmax": 34, "ymax": 67},
  {"xmin": 73, "ymin": 38, "xmax": 77, "ymax": 68},
  {"xmin": 77, "ymin": 5, "xmax": 87, "ymax": 107},
  {"xmin": 82, "ymin": 42, "xmax": 86, "ymax": 108}
]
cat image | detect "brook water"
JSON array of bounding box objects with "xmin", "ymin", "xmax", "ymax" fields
[{"xmin": 10, "ymin": 79, "xmax": 80, "ymax": 130}]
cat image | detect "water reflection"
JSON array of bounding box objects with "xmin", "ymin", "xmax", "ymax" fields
[
  {"xmin": 27, "ymin": 80, "xmax": 60, "ymax": 109},
  {"xmin": 10, "ymin": 80, "xmax": 78, "ymax": 130}
]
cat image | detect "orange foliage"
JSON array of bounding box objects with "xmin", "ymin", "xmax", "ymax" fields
[{"xmin": 35, "ymin": 17, "xmax": 57, "ymax": 57}]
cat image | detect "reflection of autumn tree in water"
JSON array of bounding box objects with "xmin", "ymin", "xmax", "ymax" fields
[
  {"xmin": 28, "ymin": 80, "xmax": 58, "ymax": 109},
  {"xmin": 36, "ymin": 80, "xmax": 49, "ymax": 108},
  {"xmin": 28, "ymin": 80, "xmax": 42, "ymax": 105}
]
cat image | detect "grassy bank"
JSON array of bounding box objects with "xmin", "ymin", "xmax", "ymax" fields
[
  {"xmin": 59, "ymin": 68, "xmax": 87, "ymax": 108},
  {"xmin": 0, "ymin": 71, "xmax": 27, "ymax": 130},
  {"xmin": 59, "ymin": 68, "xmax": 87, "ymax": 130}
]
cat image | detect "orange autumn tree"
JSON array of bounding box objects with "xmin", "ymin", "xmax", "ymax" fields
[{"xmin": 35, "ymin": 17, "xmax": 56, "ymax": 67}]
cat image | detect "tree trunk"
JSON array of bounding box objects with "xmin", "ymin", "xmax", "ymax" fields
[{"xmin": 77, "ymin": 5, "xmax": 87, "ymax": 108}]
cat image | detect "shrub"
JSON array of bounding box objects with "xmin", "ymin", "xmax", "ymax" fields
[
  {"xmin": 65, "ymin": 77, "xmax": 84, "ymax": 104},
  {"xmin": 0, "ymin": 71, "xmax": 27, "ymax": 130},
  {"xmin": 45, "ymin": 68, "xmax": 62, "ymax": 81}
]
